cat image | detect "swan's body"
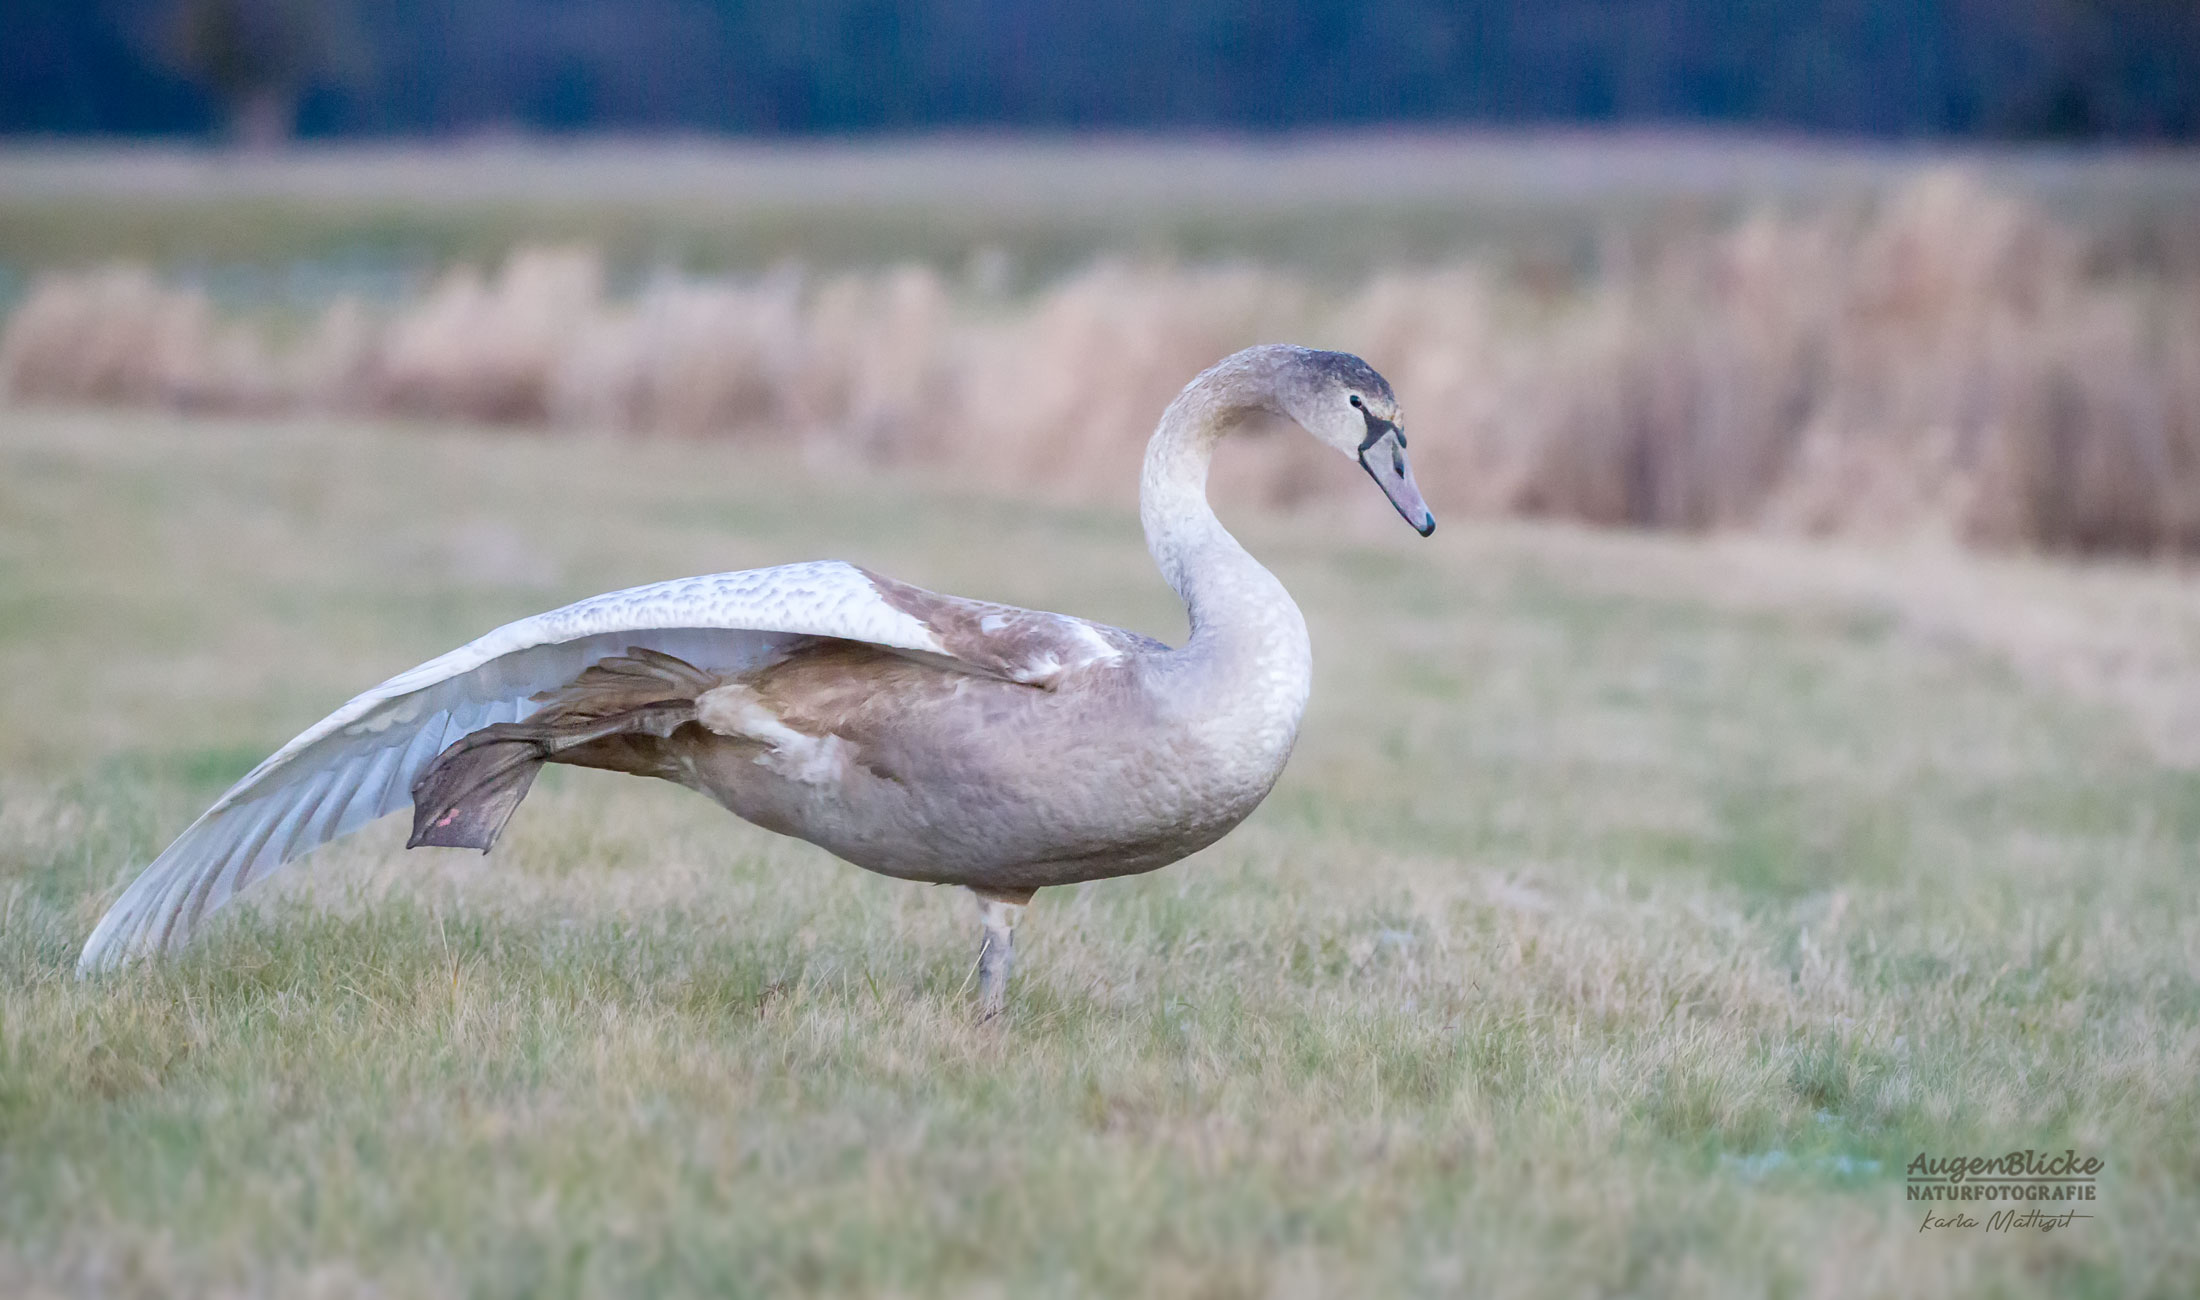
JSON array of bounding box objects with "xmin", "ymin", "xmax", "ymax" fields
[{"xmin": 78, "ymin": 344, "xmax": 1433, "ymax": 1013}]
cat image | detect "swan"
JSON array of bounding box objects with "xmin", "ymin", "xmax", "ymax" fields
[{"xmin": 76, "ymin": 344, "xmax": 1433, "ymax": 1014}]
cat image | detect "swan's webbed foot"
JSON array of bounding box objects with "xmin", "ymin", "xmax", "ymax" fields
[
  {"xmin": 408, "ymin": 727, "xmax": 547, "ymax": 852},
  {"xmin": 971, "ymin": 886, "xmax": 1035, "ymax": 1021},
  {"xmin": 408, "ymin": 695, "xmax": 699, "ymax": 853}
]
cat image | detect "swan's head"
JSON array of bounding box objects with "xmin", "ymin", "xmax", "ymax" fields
[{"xmin": 1274, "ymin": 347, "xmax": 1434, "ymax": 536}]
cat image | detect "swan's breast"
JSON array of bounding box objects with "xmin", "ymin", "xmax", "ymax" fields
[{"xmin": 679, "ymin": 626, "xmax": 1310, "ymax": 884}]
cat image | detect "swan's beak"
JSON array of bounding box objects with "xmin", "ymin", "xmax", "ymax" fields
[{"xmin": 1360, "ymin": 428, "xmax": 1435, "ymax": 536}]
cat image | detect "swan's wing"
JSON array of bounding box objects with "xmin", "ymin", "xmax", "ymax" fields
[
  {"xmin": 79, "ymin": 560, "xmax": 1126, "ymax": 972},
  {"xmin": 855, "ymin": 568, "xmax": 1145, "ymax": 680}
]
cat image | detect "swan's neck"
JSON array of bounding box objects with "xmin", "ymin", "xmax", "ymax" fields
[{"xmin": 1139, "ymin": 376, "xmax": 1312, "ymax": 733}]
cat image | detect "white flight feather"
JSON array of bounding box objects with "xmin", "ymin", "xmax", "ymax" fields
[{"xmin": 77, "ymin": 560, "xmax": 952, "ymax": 973}]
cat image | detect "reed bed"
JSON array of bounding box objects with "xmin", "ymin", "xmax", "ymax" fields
[{"xmin": 6, "ymin": 170, "xmax": 2196, "ymax": 555}]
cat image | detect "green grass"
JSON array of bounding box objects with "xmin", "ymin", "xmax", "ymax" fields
[
  {"xmin": 5, "ymin": 136, "xmax": 2196, "ymax": 302},
  {"xmin": 3, "ymin": 408, "xmax": 2199, "ymax": 1296},
  {"xmin": 0, "ymin": 192, "xmax": 1576, "ymax": 298}
]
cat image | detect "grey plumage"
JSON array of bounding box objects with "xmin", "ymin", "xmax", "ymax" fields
[{"xmin": 77, "ymin": 344, "xmax": 1434, "ymax": 1012}]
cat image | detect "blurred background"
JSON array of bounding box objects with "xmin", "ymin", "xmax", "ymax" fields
[
  {"xmin": 11, "ymin": 14, "xmax": 2200, "ymax": 1293},
  {"xmin": 4, "ymin": 0, "xmax": 2199, "ymax": 553},
  {"xmin": 12, "ymin": 0, "xmax": 2200, "ymax": 139}
]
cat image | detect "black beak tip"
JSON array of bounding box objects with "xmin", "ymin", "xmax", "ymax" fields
[{"xmin": 1415, "ymin": 513, "xmax": 1436, "ymax": 537}]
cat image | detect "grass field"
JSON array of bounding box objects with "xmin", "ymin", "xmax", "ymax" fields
[
  {"xmin": 3, "ymin": 408, "xmax": 2199, "ymax": 1297},
  {"xmin": 6, "ymin": 134, "xmax": 2198, "ymax": 295}
]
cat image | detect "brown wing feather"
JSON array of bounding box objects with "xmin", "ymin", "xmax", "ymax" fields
[
  {"xmin": 529, "ymin": 646, "xmax": 723, "ymax": 722},
  {"xmin": 858, "ymin": 568, "xmax": 1122, "ymax": 686}
]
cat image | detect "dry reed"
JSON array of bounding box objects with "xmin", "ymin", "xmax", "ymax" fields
[{"xmin": 5, "ymin": 171, "xmax": 2195, "ymax": 555}]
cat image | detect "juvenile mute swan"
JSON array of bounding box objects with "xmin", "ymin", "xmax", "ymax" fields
[{"xmin": 78, "ymin": 344, "xmax": 1433, "ymax": 1013}]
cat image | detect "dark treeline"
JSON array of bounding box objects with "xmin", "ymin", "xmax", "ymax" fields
[{"xmin": 7, "ymin": 0, "xmax": 2198, "ymax": 141}]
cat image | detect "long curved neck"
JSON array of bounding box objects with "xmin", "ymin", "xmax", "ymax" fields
[{"xmin": 1139, "ymin": 364, "xmax": 1308, "ymax": 664}]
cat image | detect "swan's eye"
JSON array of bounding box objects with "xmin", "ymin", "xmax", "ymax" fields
[{"xmin": 1348, "ymin": 394, "xmax": 1363, "ymax": 409}]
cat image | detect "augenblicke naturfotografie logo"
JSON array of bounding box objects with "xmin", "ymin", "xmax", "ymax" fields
[{"xmin": 1906, "ymin": 1150, "xmax": 2101, "ymax": 1234}]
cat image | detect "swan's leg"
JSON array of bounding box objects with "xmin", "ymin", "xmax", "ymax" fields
[{"xmin": 971, "ymin": 886, "xmax": 1035, "ymax": 1019}]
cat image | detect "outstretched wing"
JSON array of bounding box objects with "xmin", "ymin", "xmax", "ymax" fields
[{"xmin": 78, "ymin": 560, "xmax": 1126, "ymax": 973}]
